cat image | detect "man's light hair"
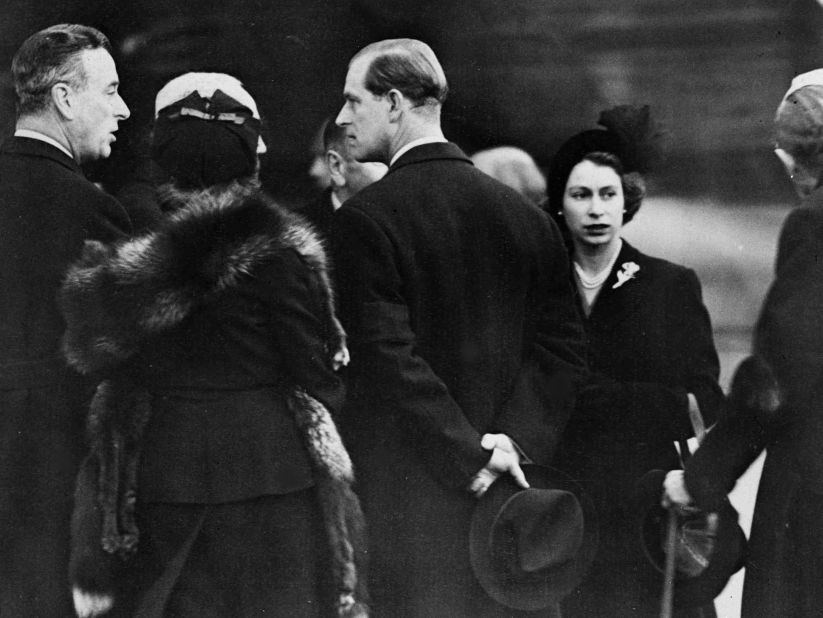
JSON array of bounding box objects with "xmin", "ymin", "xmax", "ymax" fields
[
  {"xmin": 353, "ymin": 38, "xmax": 448, "ymax": 107},
  {"xmin": 12, "ymin": 24, "xmax": 111, "ymax": 116}
]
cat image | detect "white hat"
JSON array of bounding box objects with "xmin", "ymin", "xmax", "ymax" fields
[
  {"xmin": 154, "ymin": 72, "xmax": 266, "ymax": 154},
  {"xmin": 783, "ymin": 68, "xmax": 823, "ymax": 101}
]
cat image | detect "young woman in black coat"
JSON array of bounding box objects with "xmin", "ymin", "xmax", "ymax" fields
[{"xmin": 549, "ymin": 107, "xmax": 725, "ymax": 617}]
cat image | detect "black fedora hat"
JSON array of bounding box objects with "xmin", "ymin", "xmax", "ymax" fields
[
  {"xmin": 633, "ymin": 469, "xmax": 747, "ymax": 608},
  {"xmin": 469, "ymin": 464, "xmax": 598, "ymax": 611}
]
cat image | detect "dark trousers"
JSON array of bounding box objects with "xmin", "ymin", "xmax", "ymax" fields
[
  {"xmin": 743, "ymin": 488, "xmax": 823, "ymax": 617},
  {"xmin": 0, "ymin": 383, "xmax": 88, "ymax": 618},
  {"xmin": 113, "ymin": 489, "xmax": 330, "ymax": 617}
]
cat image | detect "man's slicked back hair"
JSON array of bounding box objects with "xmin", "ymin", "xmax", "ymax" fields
[
  {"xmin": 353, "ymin": 39, "xmax": 448, "ymax": 107},
  {"xmin": 12, "ymin": 23, "xmax": 111, "ymax": 116}
]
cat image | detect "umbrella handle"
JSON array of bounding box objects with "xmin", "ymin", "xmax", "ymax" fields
[
  {"xmin": 660, "ymin": 506, "xmax": 679, "ymax": 618},
  {"xmin": 661, "ymin": 393, "xmax": 705, "ymax": 618}
]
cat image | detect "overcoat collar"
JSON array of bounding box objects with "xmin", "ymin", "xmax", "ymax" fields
[
  {"xmin": 387, "ymin": 141, "xmax": 471, "ymax": 174},
  {"xmin": 583, "ymin": 239, "xmax": 646, "ymax": 330},
  {"xmin": 1, "ymin": 135, "xmax": 82, "ymax": 176}
]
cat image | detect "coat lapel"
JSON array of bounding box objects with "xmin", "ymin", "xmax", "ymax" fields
[
  {"xmin": 388, "ymin": 142, "xmax": 471, "ymax": 174},
  {"xmin": 586, "ymin": 241, "xmax": 646, "ymax": 331},
  {"xmin": 3, "ymin": 136, "xmax": 82, "ymax": 176}
]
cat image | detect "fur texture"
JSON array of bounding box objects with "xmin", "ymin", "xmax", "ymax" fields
[{"xmin": 60, "ymin": 182, "xmax": 364, "ymax": 617}]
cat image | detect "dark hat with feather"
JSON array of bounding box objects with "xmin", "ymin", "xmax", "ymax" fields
[{"xmin": 547, "ymin": 105, "xmax": 665, "ymax": 220}]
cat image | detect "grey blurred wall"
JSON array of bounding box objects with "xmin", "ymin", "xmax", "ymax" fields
[{"xmin": 2, "ymin": 0, "xmax": 821, "ymax": 204}]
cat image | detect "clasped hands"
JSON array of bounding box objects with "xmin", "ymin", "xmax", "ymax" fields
[{"xmin": 467, "ymin": 433, "xmax": 529, "ymax": 498}]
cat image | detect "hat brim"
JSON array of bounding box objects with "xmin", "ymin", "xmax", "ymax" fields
[
  {"xmin": 633, "ymin": 469, "xmax": 747, "ymax": 609},
  {"xmin": 469, "ymin": 464, "xmax": 598, "ymax": 611}
]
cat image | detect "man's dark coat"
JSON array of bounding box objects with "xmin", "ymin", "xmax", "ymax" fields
[
  {"xmin": 685, "ymin": 189, "xmax": 823, "ymax": 617},
  {"xmin": 0, "ymin": 136, "xmax": 130, "ymax": 617},
  {"xmin": 331, "ymin": 142, "xmax": 586, "ymax": 617}
]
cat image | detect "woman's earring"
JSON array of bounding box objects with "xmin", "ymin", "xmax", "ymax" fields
[{"xmin": 556, "ymin": 211, "xmax": 563, "ymax": 216}]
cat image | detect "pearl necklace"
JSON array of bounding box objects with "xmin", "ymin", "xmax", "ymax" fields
[{"xmin": 574, "ymin": 261, "xmax": 611, "ymax": 289}]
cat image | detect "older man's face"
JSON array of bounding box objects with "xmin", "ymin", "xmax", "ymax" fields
[
  {"xmin": 335, "ymin": 55, "xmax": 392, "ymax": 164},
  {"xmin": 67, "ymin": 48, "xmax": 130, "ymax": 164}
]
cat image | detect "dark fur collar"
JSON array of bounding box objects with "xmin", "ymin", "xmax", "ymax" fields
[{"xmin": 61, "ymin": 182, "xmax": 327, "ymax": 374}]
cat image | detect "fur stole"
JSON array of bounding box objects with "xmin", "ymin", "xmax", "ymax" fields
[
  {"xmin": 61, "ymin": 182, "xmax": 366, "ymax": 617},
  {"xmin": 61, "ymin": 181, "xmax": 346, "ymax": 374}
]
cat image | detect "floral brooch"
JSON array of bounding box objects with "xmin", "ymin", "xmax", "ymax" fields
[{"xmin": 612, "ymin": 261, "xmax": 640, "ymax": 289}]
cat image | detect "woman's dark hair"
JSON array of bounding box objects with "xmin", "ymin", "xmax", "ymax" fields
[
  {"xmin": 12, "ymin": 24, "xmax": 111, "ymax": 116},
  {"xmin": 581, "ymin": 151, "xmax": 646, "ymax": 224}
]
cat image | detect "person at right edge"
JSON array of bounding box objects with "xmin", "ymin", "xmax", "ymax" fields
[
  {"xmin": 664, "ymin": 69, "xmax": 823, "ymax": 617},
  {"xmin": 548, "ymin": 106, "xmax": 725, "ymax": 617}
]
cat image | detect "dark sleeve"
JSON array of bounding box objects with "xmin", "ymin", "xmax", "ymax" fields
[
  {"xmin": 84, "ymin": 190, "xmax": 133, "ymax": 242},
  {"xmin": 331, "ymin": 206, "xmax": 490, "ymax": 487},
  {"xmin": 754, "ymin": 208, "xmax": 823, "ymax": 410},
  {"xmin": 684, "ymin": 211, "xmax": 814, "ymax": 511},
  {"xmin": 631, "ymin": 268, "xmax": 723, "ymax": 440},
  {"xmin": 254, "ymin": 249, "xmax": 345, "ymax": 415},
  {"xmin": 684, "ymin": 408, "xmax": 768, "ymax": 511},
  {"xmin": 493, "ymin": 216, "xmax": 587, "ymax": 464}
]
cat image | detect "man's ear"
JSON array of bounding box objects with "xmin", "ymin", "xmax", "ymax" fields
[
  {"xmin": 326, "ymin": 150, "xmax": 346, "ymax": 188},
  {"xmin": 387, "ymin": 89, "xmax": 405, "ymax": 122},
  {"xmin": 51, "ymin": 82, "xmax": 75, "ymax": 120}
]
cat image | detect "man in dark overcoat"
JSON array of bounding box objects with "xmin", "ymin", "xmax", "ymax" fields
[
  {"xmin": 0, "ymin": 24, "xmax": 131, "ymax": 616},
  {"xmin": 664, "ymin": 70, "xmax": 823, "ymax": 616},
  {"xmin": 330, "ymin": 38, "xmax": 587, "ymax": 617}
]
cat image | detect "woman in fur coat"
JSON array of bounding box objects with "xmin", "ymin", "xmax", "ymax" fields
[
  {"xmin": 60, "ymin": 73, "xmax": 366, "ymax": 618},
  {"xmin": 548, "ymin": 107, "xmax": 725, "ymax": 617}
]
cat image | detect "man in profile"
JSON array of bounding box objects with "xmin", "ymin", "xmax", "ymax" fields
[
  {"xmin": 0, "ymin": 23, "xmax": 131, "ymax": 616},
  {"xmin": 300, "ymin": 117, "xmax": 386, "ymax": 238},
  {"xmin": 331, "ymin": 38, "xmax": 585, "ymax": 616}
]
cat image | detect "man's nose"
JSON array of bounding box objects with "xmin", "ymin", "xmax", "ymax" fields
[
  {"xmin": 115, "ymin": 94, "xmax": 130, "ymax": 120},
  {"xmin": 335, "ymin": 106, "xmax": 350, "ymax": 126}
]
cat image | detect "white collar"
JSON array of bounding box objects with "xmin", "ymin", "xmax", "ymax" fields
[
  {"xmin": 389, "ymin": 136, "xmax": 448, "ymax": 167},
  {"xmin": 14, "ymin": 129, "xmax": 74, "ymax": 160},
  {"xmin": 330, "ymin": 190, "xmax": 343, "ymax": 211}
]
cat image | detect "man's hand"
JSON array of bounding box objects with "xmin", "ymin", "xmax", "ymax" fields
[{"xmin": 468, "ymin": 433, "xmax": 529, "ymax": 498}]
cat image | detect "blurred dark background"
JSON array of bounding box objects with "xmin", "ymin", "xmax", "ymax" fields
[{"xmin": 3, "ymin": 0, "xmax": 822, "ymax": 207}]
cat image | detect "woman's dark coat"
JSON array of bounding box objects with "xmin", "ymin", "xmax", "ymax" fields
[
  {"xmin": 556, "ymin": 240, "xmax": 724, "ymax": 617},
  {"xmin": 684, "ymin": 190, "xmax": 823, "ymax": 617},
  {"xmin": 330, "ymin": 142, "xmax": 587, "ymax": 617},
  {"xmin": 60, "ymin": 183, "xmax": 364, "ymax": 616},
  {"xmin": 0, "ymin": 136, "xmax": 131, "ymax": 617}
]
